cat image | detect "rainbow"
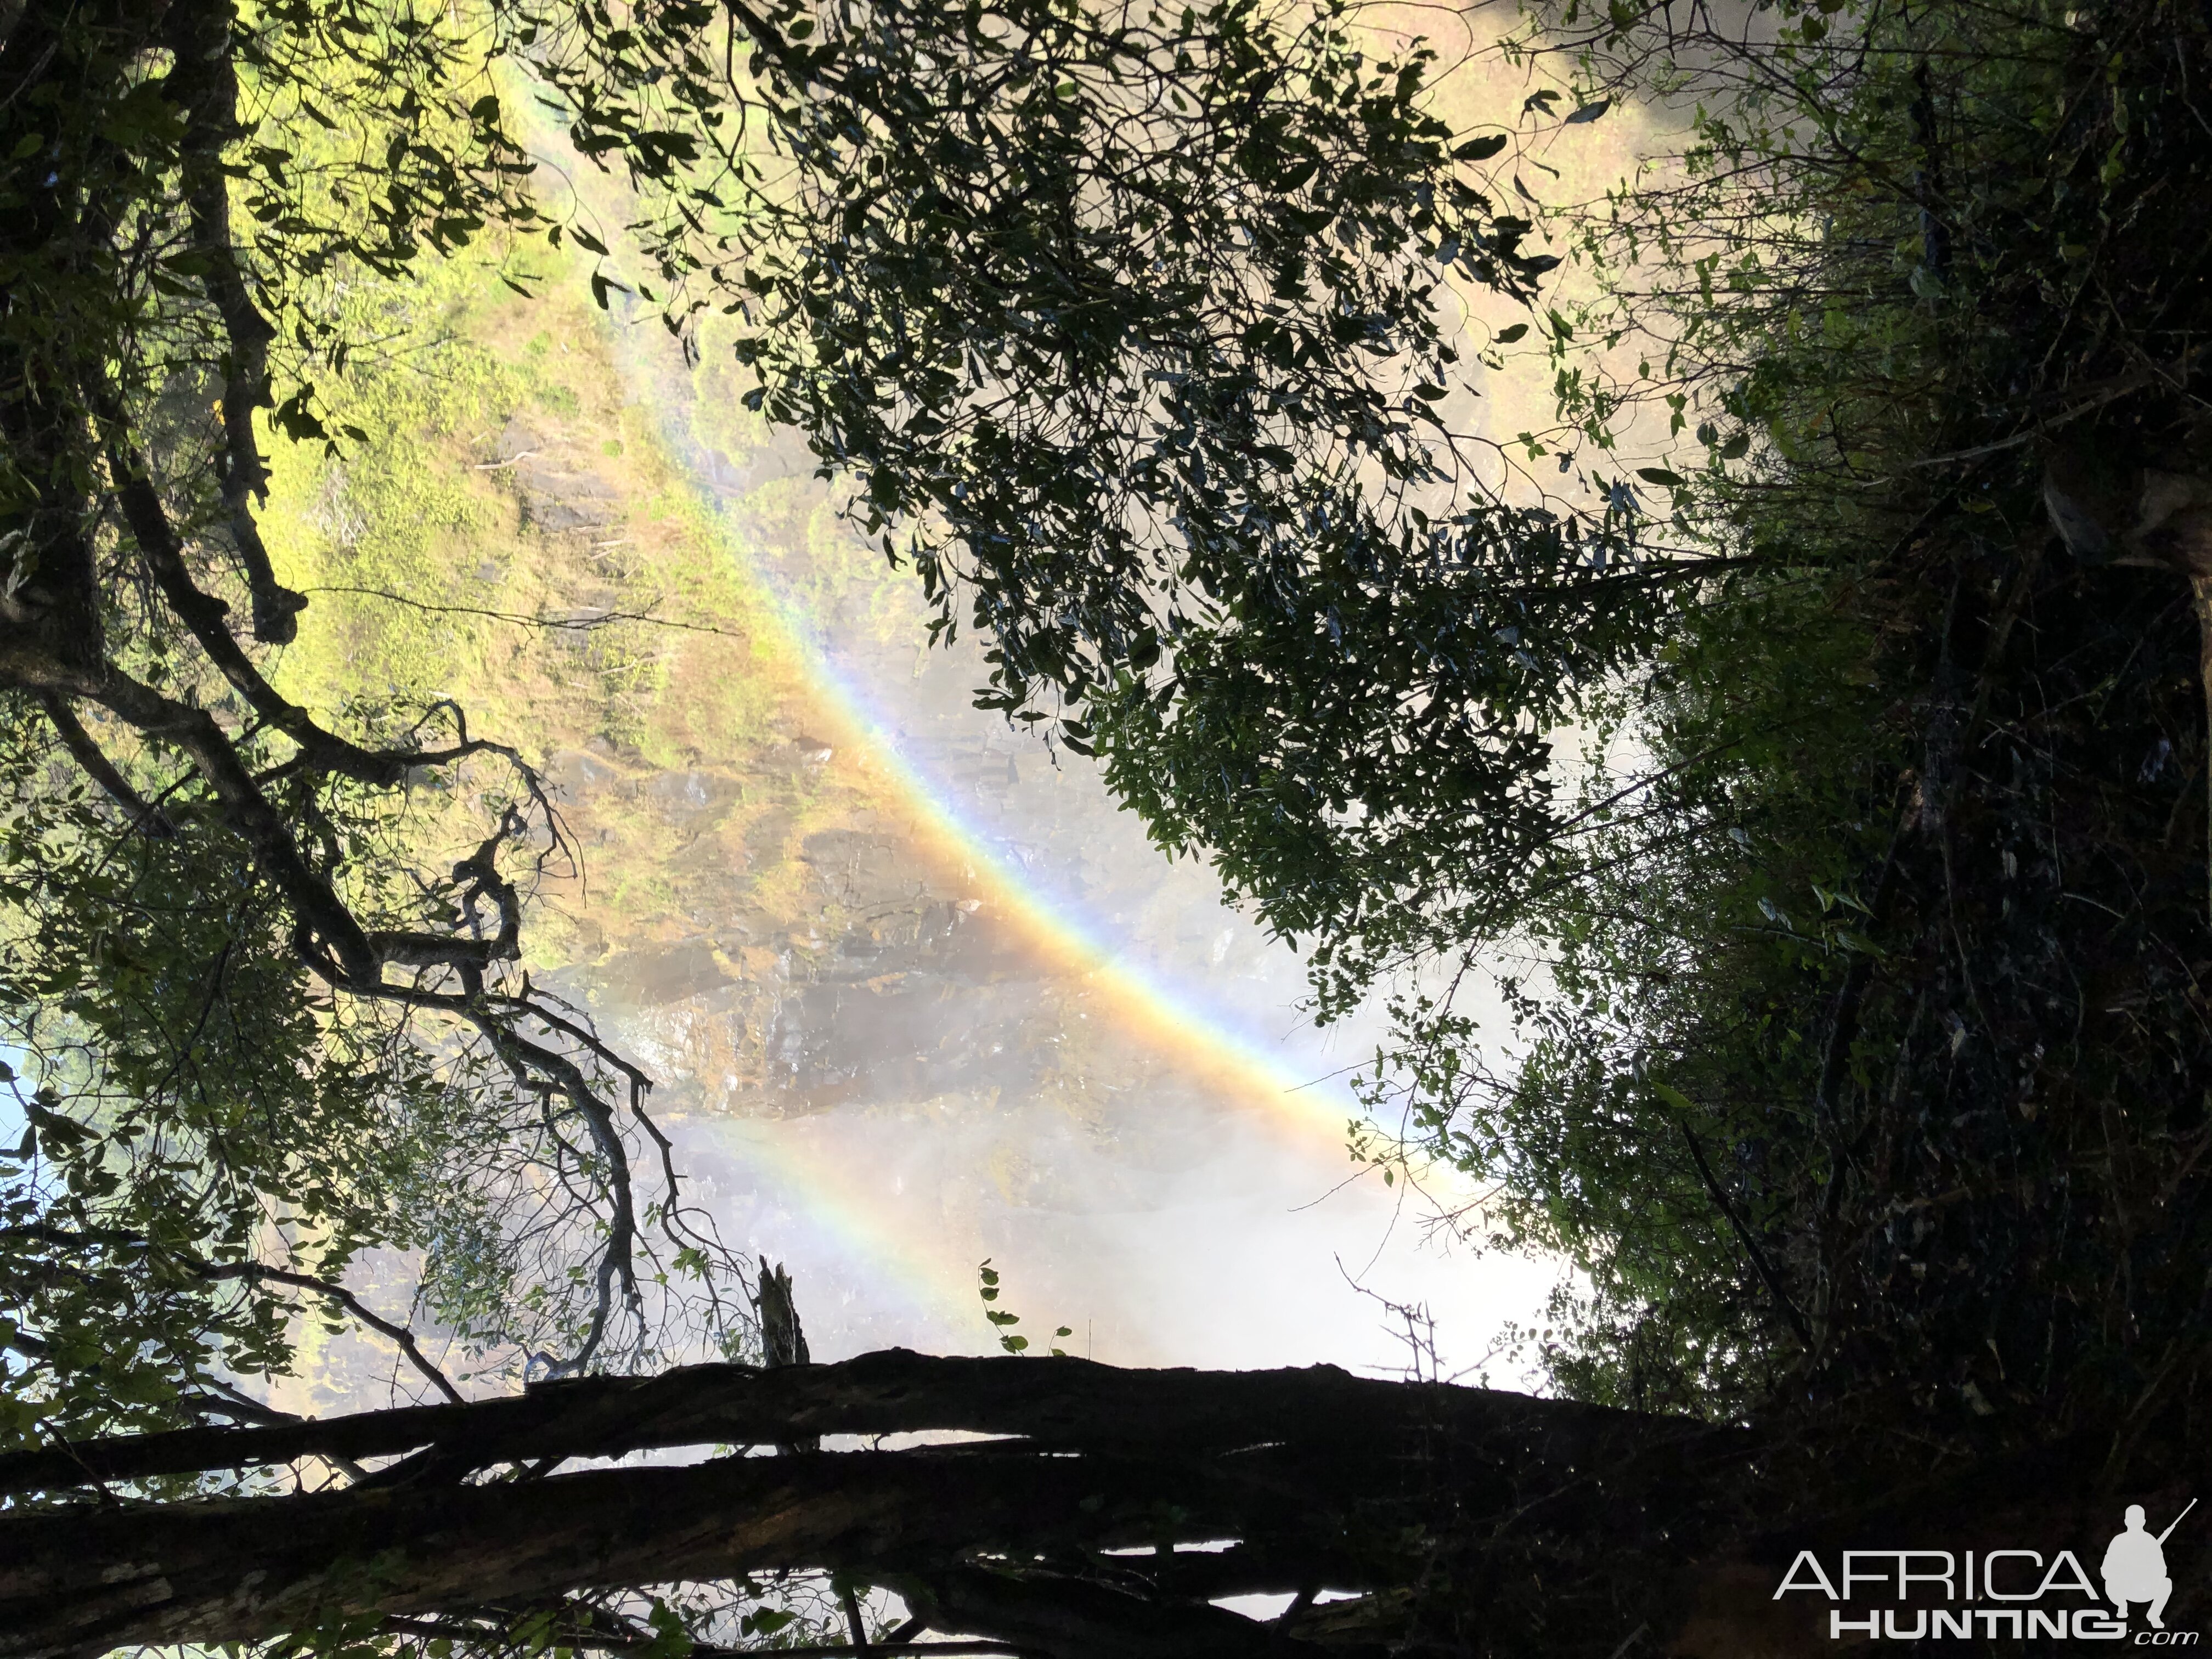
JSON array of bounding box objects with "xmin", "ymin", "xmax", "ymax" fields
[
  {"xmin": 508, "ymin": 89, "xmax": 1378, "ymax": 1161},
  {"xmin": 505, "ymin": 101, "xmax": 1486, "ymax": 1342},
  {"xmin": 673, "ymin": 1113, "xmax": 989, "ymax": 1336},
  {"xmin": 596, "ymin": 337, "xmax": 1479, "ymax": 1346},
  {"xmin": 738, "ymin": 625, "xmax": 1366, "ymax": 1154},
  {"xmin": 612, "ymin": 346, "xmax": 1373, "ymax": 1159}
]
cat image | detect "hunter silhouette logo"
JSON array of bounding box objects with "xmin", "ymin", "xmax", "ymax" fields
[
  {"xmin": 2106, "ymin": 1502, "xmax": 2194, "ymax": 1631},
  {"xmin": 1774, "ymin": 1499, "xmax": 2198, "ymax": 1642}
]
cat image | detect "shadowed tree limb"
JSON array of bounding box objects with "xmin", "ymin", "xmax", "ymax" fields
[
  {"xmin": 196, "ymin": 1264, "xmax": 466, "ymax": 1407},
  {"xmin": 0, "ymin": 1350, "xmax": 1694, "ymax": 1494},
  {"xmin": 35, "ymin": 692, "xmax": 175, "ymax": 837},
  {"xmin": 0, "ymin": 1443, "xmax": 1315, "ymax": 1654},
  {"xmin": 157, "ymin": 0, "xmax": 307, "ymax": 646}
]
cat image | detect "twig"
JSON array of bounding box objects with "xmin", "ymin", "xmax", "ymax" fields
[
  {"xmin": 303, "ymin": 584, "xmax": 745, "ymax": 640},
  {"xmin": 1910, "ymin": 362, "xmax": 2177, "ymax": 469},
  {"xmin": 841, "ymin": 1584, "xmax": 874, "ymax": 1655},
  {"xmin": 1673, "ymin": 1114, "xmax": 1812, "ymax": 1346},
  {"xmin": 200, "ymin": 1263, "xmax": 466, "ymax": 1405}
]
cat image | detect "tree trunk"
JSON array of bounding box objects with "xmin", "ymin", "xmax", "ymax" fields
[
  {"xmin": 0, "ymin": 1350, "xmax": 1737, "ymax": 1659},
  {"xmin": 0, "ymin": 1348, "xmax": 1676, "ymax": 1496},
  {"xmin": 0, "ymin": 1445, "xmax": 1245, "ymax": 1655}
]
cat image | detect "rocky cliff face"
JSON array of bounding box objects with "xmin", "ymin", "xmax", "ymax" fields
[{"xmin": 265, "ymin": 280, "xmax": 1542, "ymax": 1385}]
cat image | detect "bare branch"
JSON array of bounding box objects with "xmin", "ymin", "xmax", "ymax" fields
[{"xmin": 197, "ymin": 1263, "xmax": 466, "ymax": 1406}]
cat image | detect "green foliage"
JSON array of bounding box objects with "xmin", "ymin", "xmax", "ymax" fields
[
  {"xmin": 0, "ymin": 0, "xmax": 763, "ymax": 1469},
  {"xmin": 515, "ymin": 0, "xmax": 1702, "ymax": 1008},
  {"xmin": 1384, "ymin": 570, "xmax": 1893, "ymax": 1417},
  {"xmin": 0, "ymin": 0, "xmax": 535, "ymax": 520},
  {"xmin": 977, "ymin": 1259, "xmax": 1073, "ymax": 1355},
  {"xmin": 1370, "ymin": 0, "xmax": 2212, "ymax": 1434},
  {"xmin": 0, "ymin": 680, "xmax": 669, "ymax": 1446}
]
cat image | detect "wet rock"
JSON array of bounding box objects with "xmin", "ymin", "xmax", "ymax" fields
[
  {"xmin": 544, "ymin": 747, "xmax": 626, "ymax": 796},
  {"xmin": 646, "ymin": 769, "xmax": 738, "ymax": 822},
  {"xmin": 598, "ymin": 940, "xmax": 736, "ymax": 1007}
]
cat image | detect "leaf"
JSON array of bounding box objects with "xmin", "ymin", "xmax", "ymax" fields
[
  {"xmin": 1636, "ymin": 467, "xmax": 1685, "ymax": 487},
  {"xmin": 1563, "ymin": 100, "xmax": 1612, "ymax": 125},
  {"xmin": 1453, "ymin": 133, "xmax": 1509, "ymax": 162},
  {"xmin": 1493, "ymin": 322, "xmax": 1530, "ymax": 344}
]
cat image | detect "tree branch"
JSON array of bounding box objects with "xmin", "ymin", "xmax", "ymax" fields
[
  {"xmin": 0, "ymin": 1347, "xmax": 1717, "ymax": 1497},
  {"xmin": 35, "ymin": 691, "xmax": 174, "ymax": 836},
  {"xmin": 83, "ymin": 662, "xmax": 383, "ymax": 982},
  {"xmin": 1671, "ymin": 1114, "xmax": 1811, "ymax": 1347},
  {"xmin": 197, "ymin": 1263, "xmax": 466, "ymax": 1407},
  {"xmin": 103, "ymin": 450, "xmax": 413, "ymax": 787},
  {"xmin": 159, "ymin": 0, "xmax": 307, "ymax": 645},
  {"xmin": 0, "ymin": 1444, "xmax": 1277, "ymax": 1651}
]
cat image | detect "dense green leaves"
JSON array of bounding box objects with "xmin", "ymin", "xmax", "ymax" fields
[
  {"xmin": 0, "ymin": 0, "xmax": 753, "ymax": 1464},
  {"xmin": 1385, "ymin": 0, "xmax": 2212, "ymax": 1432},
  {"xmin": 523, "ymin": 0, "xmax": 1697, "ymax": 1004}
]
